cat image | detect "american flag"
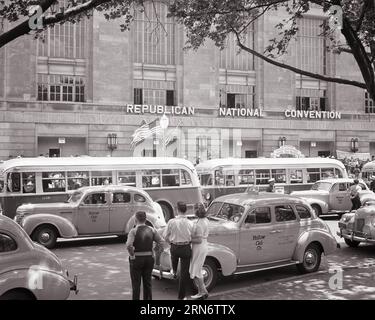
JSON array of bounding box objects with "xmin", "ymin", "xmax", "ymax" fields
[
  {"xmin": 164, "ymin": 120, "xmax": 182, "ymax": 147},
  {"xmin": 130, "ymin": 119, "xmax": 162, "ymax": 148}
]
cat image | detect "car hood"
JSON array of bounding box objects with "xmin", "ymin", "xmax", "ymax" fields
[
  {"xmin": 291, "ymin": 190, "xmax": 329, "ymax": 197},
  {"xmin": 17, "ymin": 202, "xmax": 76, "ymax": 213}
]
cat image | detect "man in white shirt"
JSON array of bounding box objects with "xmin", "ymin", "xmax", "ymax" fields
[
  {"xmin": 163, "ymin": 201, "xmax": 193, "ymax": 300},
  {"xmin": 349, "ymin": 179, "xmax": 362, "ymax": 211}
]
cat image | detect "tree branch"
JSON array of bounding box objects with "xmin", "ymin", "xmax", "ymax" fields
[
  {"xmin": 233, "ymin": 31, "xmax": 367, "ymax": 90},
  {"xmin": 0, "ymin": 0, "xmax": 111, "ymax": 49}
]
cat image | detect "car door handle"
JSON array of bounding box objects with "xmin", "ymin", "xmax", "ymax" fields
[{"xmin": 270, "ymin": 230, "xmax": 282, "ymax": 234}]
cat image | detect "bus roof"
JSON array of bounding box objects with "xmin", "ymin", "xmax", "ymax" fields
[
  {"xmin": 362, "ymin": 161, "xmax": 375, "ymax": 171},
  {"xmin": 196, "ymin": 157, "xmax": 346, "ymax": 171},
  {"xmin": 0, "ymin": 156, "xmax": 196, "ymax": 173}
]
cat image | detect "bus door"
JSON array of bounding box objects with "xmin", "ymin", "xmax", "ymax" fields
[{"xmin": 78, "ymin": 192, "xmax": 110, "ymax": 234}]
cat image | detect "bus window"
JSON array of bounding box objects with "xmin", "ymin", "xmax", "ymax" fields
[
  {"xmin": 142, "ymin": 170, "xmax": 161, "ymax": 188},
  {"xmin": 271, "ymin": 169, "xmax": 286, "ymax": 183},
  {"xmin": 180, "ymin": 170, "xmax": 192, "ymax": 186},
  {"xmin": 42, "ymin": 172, "xmax": 66, "ymax": 192},
  {"xmin": 162, "ymin": 169, "xmax": 180, "ymax": 187},
  {"xmin": 118, "ymin": 171, "xmax": 136, "ymax": 186},
  {"xmin": 214, "ymin": 170, "xmax": 225, "ymax": 186},
  {"xmin": 321, "ymin": 168, "xmax": 334, "ymax": 179},
  {"xmin": 224, "ymin": 171, "xmax": 235, "ymax": 186},
  {"xmin": 7, "ymin": 173, "xmax": 21, "ymax": 193},
  {"xmin": 255, "ymin": 169, "xmax": 270, "ymax": 185},
  {"xmin": 238, "ymin": 169, "xmax": 254, "ymax": 185},
  {"xmin": 67, "ymin": 171, "xmax": 89, "ymax": 190},
  {"xmin": 307, "ymin": 168, "xmax": 320, "ymax": 183},
  {"xmin": 289, "ymin": 169, "xmax": 303, "ymax": 184},
  {"xmin": 334, "ymin": 168, "xmax": 343, "ymax": 178},
  {"xmin": 199, "ymin": 174, "xmax": 212, "ymax": 186},
  {"xmin": 22, "ymin": 173, "xmax": 36, "ymax": 193},
  {"xmin": 91, "ymin": 171, "xmax": 112, "ymax": 186}
]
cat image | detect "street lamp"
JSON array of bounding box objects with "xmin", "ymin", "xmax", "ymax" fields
[
  {"xmin": 107, "ymin": 133, "xmax": 118, "ymax": 156},
  {"xmin": 160, "ymin": 114, "xmax": 169, "ymax": 157},
  {"xmin": 351, "ymin": 138, "xmax": 359, "ymax": 153}
]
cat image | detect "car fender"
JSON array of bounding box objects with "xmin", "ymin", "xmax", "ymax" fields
[
  {"xmin": 22, "ymin": 214, "xmax": 78, "ymax": 238},
  {"xmin": 303, "ymin": 198, "xmax": 329, "ymax": 214},
  {"xmin": 0, "ymin": 269, "xmax": 70, "ymax": 300},
  {"xmin": 206, "ymin": 242, "xmax": 237, "ymax": 276},
  {"xmin": 292, "ymin": 229, "xmax": 337, "ymax": 262},
  {"xmin": 360, "ymin": 193, "xmax": 375, "ymax": 204}
]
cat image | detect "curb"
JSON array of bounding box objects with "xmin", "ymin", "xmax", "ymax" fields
[{"xmin": 209, "ymin": 263, "xmax": 375, "ymax": 299}]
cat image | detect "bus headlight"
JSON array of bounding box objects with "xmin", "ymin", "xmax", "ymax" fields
[{"xmin": 205, "ymin": 193, "xmax": 211, "ymax": 200}]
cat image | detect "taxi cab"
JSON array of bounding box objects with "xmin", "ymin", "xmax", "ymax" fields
[
  {"xmin": 291, "ymin": 178, "xmax": 375, "ymax": 217},
  {"xmin": 153, "ymin": 192, "xmax": 338, "ymax": 291},
  {"xmin": 0, "ymin": 215, "xmax": 77, "ymax": 300},
  {"xmin": 14, "ymin": 185, "xmax": 166, "ymax": 248},
  {"xmin": 337, "ymin": 203, "xmax": 375, "ymax": 247}
]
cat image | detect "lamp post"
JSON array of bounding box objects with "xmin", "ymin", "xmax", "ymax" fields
[
  {"xmin": 160, "ymin": 114, "xmax": 169, "ymax": 157},
  {"xmin": 351, "ymin": 138, "xmax": 359, "ymax": 153},
  {"xmin": 107, "ymin": 133, "xmax": 118, "ymax": 156}
]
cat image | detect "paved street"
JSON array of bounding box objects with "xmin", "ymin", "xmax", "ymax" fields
[{"xmin": 51, "ymin": 216, "xmax": 375, "ymax": 300}]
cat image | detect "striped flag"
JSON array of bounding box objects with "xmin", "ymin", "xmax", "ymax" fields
[
  {"xmin": 164, "ymin": 120, "xmax": 182, "ymax": 147},
  {"xmin": 130, "ymin": 119, "xmax": 162, "ymax": 148}
]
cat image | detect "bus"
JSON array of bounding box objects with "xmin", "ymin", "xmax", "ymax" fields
[
  {"xmin": 0, "ymin": 156, "xmax": 202, "ymax": 220},
  {"xmin": 196, "ymin": 157, "xmax": 348, "ymax": 204},
  {"xmin": 361, "ymin": 161, "xmax": 375, "ymax": 185}
]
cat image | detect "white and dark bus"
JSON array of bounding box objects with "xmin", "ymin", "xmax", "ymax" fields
[
  {"xmin": 196, "ymin": 157, "xmax": 348, "ymax": 204},
  {"xmin": 0, "ymin": 156, "xmax": 202, "ymax": 220}
]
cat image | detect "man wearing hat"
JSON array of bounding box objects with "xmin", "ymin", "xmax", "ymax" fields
[{"xmin": 266, "ymin": 178, "xmax": 275, "ymax": 192}]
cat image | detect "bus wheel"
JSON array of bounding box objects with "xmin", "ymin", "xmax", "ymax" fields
[
  {"xmin": 311, "ymin": 204, "xmax": 322, "ymax": 217},
  {"xmin": 32, "ymin": 225, "xmax": 58, "ymax": 249},
  {"xmin": 159, "ymin": 202, "xmax": 173, "ymax": 221}
]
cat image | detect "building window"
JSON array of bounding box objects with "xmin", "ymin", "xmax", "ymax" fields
[
  {"xmin": 296, "ymin": 17, "xmax": 327, "ymax": 75},
  {"xmin": 220, "ymin": 27, "xmax": 254, "ymax": 71},
  {"xmin": 134, "ymin": 1, "xmax": 175, "ymax": 65},
  {"xmin": 365, "ymin": 92, "xmax": 375, "ymax": 113},
  {"xmin": 296, "ymin": 96, "xmax": 327, "ymax": 111},
  {"xmin": 133, "ymin": 80, "xmax": 175, "ymax": 105},
  {"xmin": 220, "ymin": 85, "xmax": 255, "ymax": 109},
  {"xmin": 37, "ymin": 74, "xmax": 85, "ymax": 102},
  {"xmin": 38, "ymin": 16, "xmax": 86, "ymax": 59}
]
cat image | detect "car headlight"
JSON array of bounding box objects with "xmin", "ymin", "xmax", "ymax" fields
[
  {"xmin": 342, "ymin": 215, "xmax": 352, "ymax": 223},
  {"xmin": 205, "ymin": 193, "xmax": 211, "ymax": 200}
]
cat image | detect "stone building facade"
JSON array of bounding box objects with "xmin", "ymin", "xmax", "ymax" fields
[{"xmin": 0, "ymin": 2, "xmax": 374, "ymax": 162}]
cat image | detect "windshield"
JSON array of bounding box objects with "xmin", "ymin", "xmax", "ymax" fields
[
  {"xmin": 67, "ymin": 191, "xmax": 83, "ymax": 203},
  {"xmin": 199, "ymin": 174, "xmax": 213, "ymax": 186},
  {"xmin": 207, "ymin": 201, "xmax": 245, "ymax": 221},
  {"xmin": 311, "ymin": 181, "xmax": 332, "ymax": 191}
]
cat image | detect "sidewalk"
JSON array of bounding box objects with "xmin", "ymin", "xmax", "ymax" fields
[{"xmin": 210, "ymin": 265, "xmax": 375, "ymax": 300}]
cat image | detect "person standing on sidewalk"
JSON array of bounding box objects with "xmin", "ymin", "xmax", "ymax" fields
[
  {"xmin": 349, "ymin": 179, "xmax": 362, "ymax": 211},
  {"xmin": 163, "ymin": 201, "xmax": 193, "ymax": 300},
  {"xmin": 189, "ymin": 203, "xmax": 209, "ymax": 300},
  {"xmin": 126, "ymin": 211, "xmax": 165, "ymax": 300}
]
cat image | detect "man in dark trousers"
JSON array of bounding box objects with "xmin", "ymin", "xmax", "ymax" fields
[
  {"xmin": 126, "ymin": 211, "xmax": 164, "ymax": 300},
  {"xmin": 163, "ymin": 201, "xmax": 193, "ymax": 300}
]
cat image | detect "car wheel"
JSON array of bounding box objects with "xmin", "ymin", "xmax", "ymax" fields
[
  {"xmin": 0, "ymin": 290, "xmax": 35, "ymax": 300},
  {"xmin": 159, "ymin": 202, "xmax": 173, "ymax": 221},
  {"xmin": 311, "ymin": 204, "xmax": 322, "ymax": 217},
  {"xmin": 297, "ymin": 243, "xmax": 322, "ymax": 274},
  {"xmin": 201, "ymin": 258, "xmax": 219, "ymax": 292},
  {"xmin": 344, "ymin": 238, "xmax": 360, "ymax": 248},
  {"xmin": 32, "ymin": 225, "xmax": 58, "ymax": 249}
]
